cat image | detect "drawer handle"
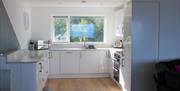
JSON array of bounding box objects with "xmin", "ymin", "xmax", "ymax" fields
[
  {"xmin": 121, "ymin": 59, "xmax": 125, "ymax": 67},
  {"xmin": 66, "ymin": 51, "xmax": 73, "ymax": 53},
  {"xmin": 39, "ymin": 63, "xmax": 43, "ymax": 72}
]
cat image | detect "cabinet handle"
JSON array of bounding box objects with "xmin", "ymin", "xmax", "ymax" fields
[
  {"xmin": 39, "ymin": 63, "xmax": 43, "ymax": 72},
  {"xmin": 80, "ymin": 52, "xmax": 82, "ymax": 58},
  {"xmin": 48, "ymin": 52, "xmax": 51, "ymax": 58},
  {"xmin": 66, "ymin": 51, "xmax": 73, "ymax": 53},
  {"xmin": 51, "ymin": 52, "xmax": 52, "ymax": 58},
  {"xmin": 122, "ymin": 51, "xmax": 125, "ymax": 56},
  {"xmin": 121, "ymin": 58, "xmax": 125, "ymax": 67},
  {"xmin": 106, "ymin": 51, "xmax": 110, "ymax": 58},
  {"xmin": 48, "ymin": 52, "xmax": 53, "ymax": 58}
]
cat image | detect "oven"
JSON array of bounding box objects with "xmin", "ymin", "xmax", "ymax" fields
[{"xmin": 113, "ymin": 51, "xmax": 123, "ymax": 83}]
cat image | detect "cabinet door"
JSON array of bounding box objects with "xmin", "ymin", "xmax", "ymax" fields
[
  {"xmin": 49, "ymin": 51, "xmax": 60, "ymax": 75},
  {"xmin": 43, "ymin": 52, "xmax": 49, "ymax": 78},
  {"xmin": 159, "ymin": 0, "xmax": 180, "ymax": 60},
  {"xmin": 21, "ymin": 64, "xmax": 37, "ymax": 91},
  {"xmin": 45, "ymin": 57, "xmax": 49, "ymax": 78},
  {"xmin": 132, "ymin": 2, "xmax": 159, "ymax": 91},
  {"xmin": 99, "ymin": 51, "xmax": 108, "ymax": 73},
  {"xmin": 37, "ymin": 61, "xmax": 44, "ymax": 91},
  {"xmin": 60, "ymin": 51, "xmax": 80, "ymax": 74},
  {"xmin": 80, "ymin": 51, "xmax": 99, "ymax": 73}
]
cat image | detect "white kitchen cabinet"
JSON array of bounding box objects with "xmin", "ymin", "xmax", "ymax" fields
[
  {"xmin": 114, "ymin": 9, "xmax": 124, "ymax": 37},
  {"xmin": 49, "ymin": 51, "xmax": 60, "ymax": 75},
  {"xmin": 60, "ymin": 51, "xmax": 80, "ymax": 74},
  {"xmin": 48, "ymin": 50, "xmax": 110, "ymax": 78},
  {"xmin": 99, "ymin": 51, "xmax": 109, "ymax": 73},
  {"xmin": 40, "ymin": 52, "xmax": 50, "ymax": 88},
  {"xmin": 80, "ymin": 51, "xmax": 99, "ymax": 74}
]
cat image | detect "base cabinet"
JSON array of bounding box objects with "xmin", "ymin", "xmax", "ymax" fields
[
  {"xmin": 0, "ymin": 57, "xmax": 49, "ymax": 91},
  {"xmin": 49, "ymin": 50, "xmax": 109, "ymax": 78},
  {"xmin": 99, "ymin": 51, "xmax": 109, "ymax": 73},
  {"xmin": 49, "ymin": 51, "xmax": 60, "ymax": 75},
  {"xmin": 60, "ymin": 51, "xmax": 80, "ymax": 74},
  {"xmin": 80, "ymin": 51, "xmax": 99, "ymax": 74}
]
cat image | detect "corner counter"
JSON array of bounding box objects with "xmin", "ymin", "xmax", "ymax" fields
[
  {"xmin": 7, "ymin": 50, "xmax": 49, "ymax": 63},
  {"xmin": 1, "ymin": 49, "xmax": 50, "ymax": 91}
]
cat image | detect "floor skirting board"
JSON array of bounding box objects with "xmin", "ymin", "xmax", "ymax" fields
[{"xmin": 48, "ymin": 73, "xmax": 110, "ymax": 79}]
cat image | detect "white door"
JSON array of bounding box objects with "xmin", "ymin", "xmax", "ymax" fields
[
  {"xmin": 80, "ymin": 51, "xmax": 99, "ymax": 73},
  {"xmin": 49, "ymin": 51, "xmax": 60, "ymax": 75},
  {"xmin": 60, "ymin": 51, "xmax": 80, "ymax": 74},
  {"xmin": 99, "ymin": 51, "xmax": 109, "ymax": 73}
]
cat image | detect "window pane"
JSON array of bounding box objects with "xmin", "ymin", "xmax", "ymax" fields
[
  {"xmin": 70, "ymin": 16, "xmax": 104, "ymax": 42},
  {"xmin": 53, "ymin": 17, "xmax": 68, "ymax": 42}
]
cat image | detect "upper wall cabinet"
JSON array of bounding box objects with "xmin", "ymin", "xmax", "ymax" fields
[{"xmin": 159, "ymin": 0, "xmax": 180, "ymax": 60}]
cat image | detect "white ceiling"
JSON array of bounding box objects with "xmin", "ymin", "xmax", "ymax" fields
[{"xmin": 20, "ymin": 0, "xmax": 131, "ymax": 8}]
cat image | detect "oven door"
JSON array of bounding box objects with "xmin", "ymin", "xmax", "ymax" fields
[
  {"xmin": 113, "ymin": 68, "xmax": 119, "ymax": 82},
  {"xmin": 114, "ymin": 59, "xmax": 120, "ymax": 70}
]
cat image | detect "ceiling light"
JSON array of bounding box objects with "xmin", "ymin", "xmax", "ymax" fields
[
  {"xmin": 81, "ymin": 0, "xmax": 87, "ymax": 3},
  {"xmin": 58, "ymin": 1, "xmax": 62, "ymax": 4},
  {"xmin": 100, "ymin": 2, "xmax": 104, "ymax": 5}
]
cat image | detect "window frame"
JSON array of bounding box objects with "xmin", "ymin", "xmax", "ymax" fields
[
  {"xmin": 51, "ymin": 16, "xmax": 70, "ymax": 43},
  {"xmin": 51, "ymin": 15, "xmax": 106, "ymax": 44}
]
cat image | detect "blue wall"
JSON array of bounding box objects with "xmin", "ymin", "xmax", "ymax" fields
[
  {"xmin": 132, "ymin": 2, "xmax": 159, "ymax": 91},
  {"xmin": 132, "ymin": 0, "xmax": 180, "ymax": 91}
]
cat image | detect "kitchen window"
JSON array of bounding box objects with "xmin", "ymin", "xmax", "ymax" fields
[
  {"xmin": 52, "ymin": 16, "xmax": 69, "ymax": 42},
  {"xmin": 52, "ymin": 16, "xmax": 104, "ymax": 43}
]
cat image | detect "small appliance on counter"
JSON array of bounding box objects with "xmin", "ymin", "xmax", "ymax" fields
[
  {"xmin": 113, "ymin": 40, "xmax": 123, "ymax": 48},
  {"xmin": 84, "ymin": 44, "xmax": 96, "ymax": 49},
  {"xmin": 28, "ymin": 40, "xmax": 50, "ymax": 50}
]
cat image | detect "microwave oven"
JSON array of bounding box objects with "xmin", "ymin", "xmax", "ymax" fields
[{"xmin": 29, "ymin": 40, "xmax": 49, "ymax": 50}]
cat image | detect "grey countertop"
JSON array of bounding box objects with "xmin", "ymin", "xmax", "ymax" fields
[
  {"xmin": 6, "ymin": 48, "xmax": 122, "ymax": 63},
  {"xmin": 0, "ymin": 49, "xmax": 19, "ymax": 56},
  {"xmin": 49, "ymin": 48, "xmax": 111, "ymax": 51},
  {"xmin": 7, "ymin": 50, "xmax": 49, "ymax": 63}
]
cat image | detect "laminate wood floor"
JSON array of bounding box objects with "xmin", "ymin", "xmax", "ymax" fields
[{"xmin": 47, "ymin": 78, "xmax": 122, "ymax": 91}]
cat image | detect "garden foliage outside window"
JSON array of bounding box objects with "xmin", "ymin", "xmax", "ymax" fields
[{"xmin": 52, "ymin": 16, "xmax": 104, "ymax": 43}]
